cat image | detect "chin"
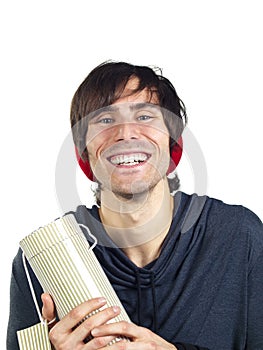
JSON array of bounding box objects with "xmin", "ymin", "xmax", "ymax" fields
[
  {"xmin": 97, "ymin": 166, "xmax": 168, "ymax": 197},
  {"xmin": 111, "ymin": 176, "xmax": 165, "ymax": 199}
]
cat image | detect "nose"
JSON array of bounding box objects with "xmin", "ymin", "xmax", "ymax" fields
[{"xmin": 113, "ymin": 122, "xmax": 139, "ymax": 141}]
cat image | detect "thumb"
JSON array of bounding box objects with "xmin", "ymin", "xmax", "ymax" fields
[{"xmin": 41, "ymin": 293, "xmax": 56, "ymax": 326}]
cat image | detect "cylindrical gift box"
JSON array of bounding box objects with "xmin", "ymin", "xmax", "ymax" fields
[{"xmin": 20, "ymin": 214, "xmax": 130, "ymax": 343}]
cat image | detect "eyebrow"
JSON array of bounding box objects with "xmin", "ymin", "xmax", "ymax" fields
[
  {"xmin": 88, "ymin": 105, "xmax": 119, "ymax": 121},
  {"xmin": 129, "ymin": 102, "xmax": 160, "ymax": 112}
]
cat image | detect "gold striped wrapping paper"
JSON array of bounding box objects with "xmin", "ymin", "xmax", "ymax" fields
[
  {"xmin": 18, "ymin": 214, "xmax": 130, "ymax": 348},
  {"xmin": 17, "ymin": 321, "xmax": 51, "ymax": 350}
]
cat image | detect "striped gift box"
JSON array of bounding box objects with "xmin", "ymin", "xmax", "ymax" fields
[
  {"xmin": 18, "ymin": 214, "xmax": 130, "ymax": 348},
  {"xmin": 17, "ymin": 321, "xmax": 51, "ymax": 350}
]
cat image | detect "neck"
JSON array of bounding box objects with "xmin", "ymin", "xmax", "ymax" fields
[{"xmin": 99, "ymin": 179, "xmax": 174, "ymax": 267}]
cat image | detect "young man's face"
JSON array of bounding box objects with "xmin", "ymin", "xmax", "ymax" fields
[{"xmin": 85, "ymin": 78, "xmax": 171, "ymax": 198}]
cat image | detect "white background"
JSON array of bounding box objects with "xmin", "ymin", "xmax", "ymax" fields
[{"xmin": 0, "ymin": 0, "xmax": 262, "ymax": 347}]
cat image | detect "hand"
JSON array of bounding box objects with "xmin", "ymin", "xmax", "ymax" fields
[
  {"xmin": 91, "ymin": 321, "xmax": 177, "ymax": 350},
  {"xmin": 41, "ymin": 293, "xmax": 122, "ymax": 349}
]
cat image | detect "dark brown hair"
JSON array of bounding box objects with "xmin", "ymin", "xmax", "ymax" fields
[{"xmin": 70, "ymin": 61, "xmax": 187, "ymax": 160}]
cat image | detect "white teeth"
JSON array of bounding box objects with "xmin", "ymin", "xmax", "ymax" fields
[{"xmin": 110, "ymin": 153, "xmax": 148, "ymax": 166}]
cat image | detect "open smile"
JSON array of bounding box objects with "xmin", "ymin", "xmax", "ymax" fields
[{"xmin": 107, "ymin": 152, "xmax": 151, "ymax": 167}]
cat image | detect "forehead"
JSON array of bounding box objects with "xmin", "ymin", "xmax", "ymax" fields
[{"xmin": 113, "ymin": 76, "xmax": 159, "ymax": 105}]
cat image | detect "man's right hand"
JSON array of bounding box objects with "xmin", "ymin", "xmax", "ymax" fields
[{"xmin": 41, "ymin": 293, "xmax": 121, "ymax": 349}]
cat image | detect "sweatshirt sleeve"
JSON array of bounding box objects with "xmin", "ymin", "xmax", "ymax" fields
[
  {"xmin": 174, "ymin": 343, "xmax": 209, "ymax": 350},
  {"xmin": 6, "ymin": 249, "xmax": 43, "ymax": 350},
  {"xmin": 246, "ymin": 209, "xmax": 263, "ymax": 349},
  {"xmin": 247, "ymin": 252, "xmax": 263, "ymax": 349}
]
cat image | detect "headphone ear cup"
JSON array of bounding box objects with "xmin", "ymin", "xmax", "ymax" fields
[
  {"xmin": 75, "ymin": 147, "xmax": 94, "ymax": 181},
  {"xmin": 167, "ymin": 136, "xmax": 183, "ymax": 175}
]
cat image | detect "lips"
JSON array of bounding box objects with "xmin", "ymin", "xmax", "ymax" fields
[{"xmin": 108, "ymin": 152, "xmax": 150, "ymax": 167}]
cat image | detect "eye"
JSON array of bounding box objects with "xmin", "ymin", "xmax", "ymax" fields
[
  {"xmin": 137, "ymin": 114, "xmax": 153, "ymax": 121},
  {"xmin": 97, "ymin": 117, "xmax": 114, "ymax": 124}
]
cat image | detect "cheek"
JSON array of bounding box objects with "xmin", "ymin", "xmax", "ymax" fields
[
  {"xmin": 153, "ymin": 133, "xmax": 171, "ymax": 169},
  {"xmin": 85, "ymin": 137, "xmax": 101, "ymax": 166},
  {"xmin": 144, "ymin": 121, "xmax": 170, "ymax": 147},
  {"xmin": 151, "ymin": 130, "xmax": 170, "ymax": 150},
  {"xmin": 85, "ymin": 128, "xmax": 109, "ymax": 159}
]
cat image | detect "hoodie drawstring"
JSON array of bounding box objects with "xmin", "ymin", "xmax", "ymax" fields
[
  {"xmin": 135, "ymin": 269, "xmax": 142, "ymax": 325},
  {"xmin": 135, "ymin": 269, "xmax": 158, "ymax": 333},
  {"xmin": 150, "ymin": 272, "xmax": 157, "ymax": 333}
]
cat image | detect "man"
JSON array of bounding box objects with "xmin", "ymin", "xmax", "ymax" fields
[{"xmin": 7, "ymin": 62, "xmax": 263, "ymax": 350}]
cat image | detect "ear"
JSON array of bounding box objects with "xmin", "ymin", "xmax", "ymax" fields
[
  {"xmin": 167, "ymin": 136, "xmax": 183, "ymax": 175},
  {"xmin": 75, "ymin": 147, "xmax": 94, "ymax": 181}
]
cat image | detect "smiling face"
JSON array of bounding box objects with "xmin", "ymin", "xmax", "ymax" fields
[{"xmin": 85, "ymin": 78, "xmax": 171, "ymax": 198}]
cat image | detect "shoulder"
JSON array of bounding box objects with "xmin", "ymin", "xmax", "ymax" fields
[
  {"xmin": 237, "ymin": 205, "xmax": 263, "ymax": 268},
  {"xmin": 12, "ymin": 248, "xmax": 24, "ymax": 279},
  {"xmin": 206, "ymin": 195, "xmax": 262, "ymax": 239},
  {"xmin": 178, "ymin": 191, "xmax": 263, "ymax": 261},
  {"xmin": 178, "ymin": 191, "xmax": 262, "ymax": 228}
]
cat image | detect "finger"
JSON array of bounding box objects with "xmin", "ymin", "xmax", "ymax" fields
[
  {"xmin": 73, "ymin": 305, "xmax": 121, "ymax": 341},
  {"xmin": 95, "ymin": 340, "xmax": 161, "ymax": 350},
  {"xmin": 41, "ymin": 293, "xmax": 56, "ymax": 322},
  {"xmin": 53, "ymin": 297, "xmax": 107, "ymax": 335},
  {"xmin": 84, "ymin": 335, "xmax": 117, "ymax": 349},
  {"xmin": 91, "ymin": 321, "xmax": 142, "ymax": 339}
]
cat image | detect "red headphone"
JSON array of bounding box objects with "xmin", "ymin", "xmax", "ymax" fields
[{"xmin": 75, "ymin": 136, "xmax": 183, "ymax": 181}]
